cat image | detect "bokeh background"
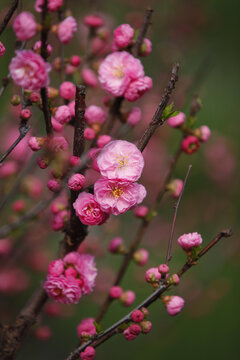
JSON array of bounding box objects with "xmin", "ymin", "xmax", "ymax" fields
[{"xmin": 0, "ymin": 0, "xmax": 239, "ymax": 359}]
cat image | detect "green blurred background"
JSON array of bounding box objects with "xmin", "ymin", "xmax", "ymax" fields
[{"xmin": 0, "ymin": 0, "xmax": 239, "ymax": 359}]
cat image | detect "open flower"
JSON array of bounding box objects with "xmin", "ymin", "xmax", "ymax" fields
[{"xmin": 73, "ymin": 192, "xmax": 109, "ymax": 225}]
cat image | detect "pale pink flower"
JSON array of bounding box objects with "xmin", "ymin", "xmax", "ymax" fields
[
  {"xmin": 68, "ymin": 101, "xmax": 75, "ymax": 117},
  {"xmin": 82, "ymin": 68, "xmax": 98, "ymax": 87},
  {"xmin": 73, "ymin": 253, "xmax": 98, "ymax": 295},
  {"xmin": 133, "ymin": 205, "xmax": 148, "ymax": 218},
  {"xmin": 164, "ymin": 295, "xmax": 184, "ymax": 316},
  {"xmin": 120, "ymin": 290, "xmax": 135, "ymax": 306},
  {"xmin": 9, "ymin": 50, "xmax": 51, "ymax": 90},
  {"xmin": 158, "ymin": 264, "xmax": 169, "ymax": 275},
  {"xmin": 84, "ymin": 14, "xmax": 104, "ymax": 27},
  {"xmin": 73, "ymin": 192, "xmax": 109, "ymax": 225},
  {"xmin": 197, "ymin": 125, "xmax": 211, "ymax": 142},
  {"xmin": 28, "ymin": 136, "xmax": 44, "ymax": 151},
  {"xmin": 13, "ymin": 11, "xmax": 37, "ymax": 41},
  {"xmin": 68, "ymin": 173, "xmax": 85, "ymax": 191},
  {"xmin": 63, "ymin": 252, "xmax": 79, "ymax": 266},
  {"xmin": 127, "ymin": 107, "xmax": 142, "ymax": 126},
  {"xmin": 77, "ymin": 318, "xmax": 96, "ymax": 339},
  {"xmin": 80, "ymin": 346, "xmax": 96, "ymax": 360},
  {"xmin": 133, "ymin": 248, "xmax": 149, "ymax": 266},
  {"xmin": 0, "ymin": 41, "xmax": 6, "ymax": 58},
  {"xmin": 98, "ymin": 51, "xmax": 144, "ymax": 97},
  {"xmin": 94, "ymin": 178, "xmax": 146, "ymax": 215},
  {"xmin": 33, "ymin": 41, "xmax": 52, "ymax": 56},
  {"xmin": 85, "ymin": 105, "xmax": 106, "ymax": 125},
  {"xmin": 54, "ymin": 105, "xmax": 72, "ymax": 124},
  {"xmin": 113, "ymin": 24, "xmax": 134, "ymax": 49},
  {"xmin": 167, "ymin": 179, "xmax": 183, "ymax": 198},
  {"xmin": 177, "ymin": 232, "xmax": 202, "ymax": 250},
  {"xmin": 48, "ymin": 136, "xmax": 68, "ymax": 152},
  {"xmin": 44, "ymin": 275, "xmax": 82, "ymax": 304},
  {"xmin": 97, "ymin": 140, "xmax": 144, "ymax": 182},
  {"xmin": 145, "ymin": 267, "xmax": 161, "ymax": 283},
  {"xmin": 35, "ymin": 0, "xmax": 63, "ymax": 12},
  {"xmin": 140, "ymin": 38, "xmax": 152, "ymax": 56},
  {"xmin": 124, "ymin": 76, "xmax": 153, "ymax": 102},
  {"xmin": 47, "ymin": 259, "xmax": 64, "ymax": 276},
  {"xmin": 59, "ymin": 81, "xmax": 76, "ymax": 100},
  {"xmin": 51, "ymin": 117, "xmax": 63, "ymax": 132},
  {"xmin": 97, "ymin": 135, "xmax": 112, "ymax": 148},
  {"xmin": 108, "ymin": 237, "xmax": 124, "ymax": 253},
  {"xmin": 167, "ymin": 112, "xmax": 185, "ymax": 128},
  {"xmin": 58, "ymin": 16, "xmax": 77, "ymax": 44}
]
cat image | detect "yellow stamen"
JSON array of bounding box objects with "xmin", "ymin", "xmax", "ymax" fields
[{"xmin": 111, "ymin": 187, "xmax": 124, "ymax": 199}]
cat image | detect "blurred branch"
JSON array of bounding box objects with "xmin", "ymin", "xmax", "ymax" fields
[
  {"xmin": 66, "ymin": 229, "xmax": 233, "ymax": 360},
  {"xmin": 132, "ymin": 8, "xmax": 154, "ymax": 57},
  {"xmin": 0, "ymin": 0, "xmax": 19, "ymax": 36},
  {"xmin": 137, "ymin": 63, "xmax": 179, "ymax": 152}
]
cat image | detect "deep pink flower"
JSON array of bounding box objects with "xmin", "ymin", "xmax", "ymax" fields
[
  {"xmin": 59, "ymin": 81, "xmax": 76, "ymax": 100},
  {"xmin": 98, "ymin": 51, "xmax": 144, "ymax": 97},
  {"xmin": 164, "ymin": 295, "xmax": 184, "ymax": 316},
  {"xmin": 9, "ymin": 50, "xmax": 51, "ymax": 90},
  {"xmin": 47, "ymin": 179, "xmax": 60, "ymax": 192},
  {"xmin": 167, "ymin": 112, "xmax": 185, "ymax": 127},
  {"xmin": 84, "ymin": 128, "xmax": 96, "ymax": 140},
  {"xmin": 47, "ymin": 259, "xmax": 64, "ymax": 276},
  {"xmin": 0, "ymin": 41, "xmax": 6, "ymax": 58},
  {"xmin": 54, "ymin": 105, "xmax": 72, "ymax": 124},
  {"xmin": 82, "ymin": 69, "xmax": 98, "ymax": 87},
  {"xmin": 94, "ymin": 178, "xmax": 146, "ymax": 215},
  {"xmin": 84, "ymin": 14, "xmax": 104, "ymax": 27},
  {"xmin": 140, "ymin": 320, "xmax": 152, "ymax": 333},
  {"xmin": 58, "ymin": 16, "xmax": 77, "ymax": 44},
  {"xmin": 123, "ymin": 327, "xmax": 137, "ymax": 341},
  {"xmin": 131, "ymin": 309, "xmax": 144, "ymax": 323},
  {"xmin": 0, "ymin": 161, "xmax": 18, "ymax": 178},
  {"xmin": 0, "ymin": 239, "xmax": 12, "ymax": 257},
  {"xmin": 13, "ymin": 11, "xmax": 37, "ymax": 41},
  {"xmin": 77, "ymin": 318, "xmax": 96, "ymax": 339},
  {"xmin": 73, "ymin": 192, "xmax": 109, "ymax": 225},
  {"xmin": 44, "ymin": 275, "xmax": 82, "ymax": 304},
  {"xmin": 127, "ymin": 107, "xmax": 142, "ymax": 126},
  {"xmin": 68, "ymin": 101, "xmax": 75, "ymax": 117},
  {"xmin": 158, "ymin": 264, "xmax": 169, "ymax": 275},
  {"xmin": 35, "ymin": 326, "xmax": 52, "ymax": 341},
  {"xmin": 181, "ymin": 135, "xmax": 200, "ymax": 154},
  {"xmin": 80, "ymin": 346, "xmax": 96, "ymax": 360},
  {"xmin": 109, "ymin": 286, "xmax": 123, "ymax": 299},
  {"xmin": 177, "ymin": 232, "xmax": 202, "ymax": 251},
  {"xmin": 124, "ymin": 76, "xmax": 152, "ymax": 102},
  {"xmin": 97, "ymin": 140, "xmax": 144, "ymax": 182},
  {"xmin": 68, "ymin": 173, "xmax": 85, "ymax": 191},
  {"xmin": 85, "ymin": 105, "xmax": 106, "ymax": 125},
  {"xmin": 113, "ymin": 24, "xmax": 134, "ymax": 49},
  {"xmin": 70, "ymin": 55, "xmax": 81, "ymax": 67},
  {"xmin": 35, "ymin": 0, "xmax": 63, "ymax": 12}
]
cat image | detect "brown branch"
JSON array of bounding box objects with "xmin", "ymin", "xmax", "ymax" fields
[
  {"xmin": 0, "ymin": 0, "xmax": 19, "ymax": 35},
  {"xmin": 137, "ymin": 63, "xmax": 179, "ymax": 152},
  {"xmin": 40, "ymin": 0, "xmax": 53, "ymax": 136},
  {"xmin": 66, "ymin": 229, "xmax": 232, "ymax": 360},
  {"xmin": 165, "ymin": 164, "xmax": 192, "ymax": 265},
  {"xmin": 132, "ymin": 8, "xmax": 154, "ymax": 57}
]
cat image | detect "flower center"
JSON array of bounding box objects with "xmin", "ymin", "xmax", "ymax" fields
[
  {"xmin": 112, "ymin": 65, "xmax": 124, "ymax": 78},
  {"xmin": 115, "ymin": 154, "xmax": 129, "ymax": 169},
  {"xmin": 111, "ymin": 187, "xmax": 124, "ymax": 199}
]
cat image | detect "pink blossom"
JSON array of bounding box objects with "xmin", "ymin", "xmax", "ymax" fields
[
  {"xmin": 59, "ymin": 81, "xmax": 76, "ymax": 100},
  {"xmin": 133, "ymin": 205, "xmax": 148, "ymax": 218},
  {"xmin": 140, "ymin": 38, "xmax": 152, "ymax": 56},
  {"xmin": 82, "ymin": 69, "xmax": 98, "ymax": 87},
  {"xmin": 51, "ymin": 210, "xmax": 68, "ymax": 231},
  {"xmin": 0, "ymin": 161, "xmax": 18, "ymax": 178},
  {"xmin": 97, "ymin": 135, "xmax": 112, "ymax": 148},
  {"xmin": 181, "ymin": 136, "xmax": 200, "ymax": 154},
  {"xmin": 73, "ymin": 192, "xmax": 109, "ymax": 225},
  {"xmin": 113, "ymin": 24, "xmax": 134, "ymax": 49},
  {"xmin": 22, "ymin": 175, "xmax": 43, "ymax": 199},
  {"xmin": 74, "ymin": 254, "xmax": 97, "ymax": 295},
  {"xmin": 77, "ymin": 318, "xmax": 96, "ymax": 339},
  {"xmin": 51, "ymin": 117, "xmax": 63, "ymax": 132},
  {"xmin": 167, "ymin": 112, "xmax": 185, "ymax": 128},
  {"xmin": 98, "ymin": 51, "xmax": 144, "ymax": 97},
  {"xmin": 167, "ymin": 179, "xmax": 183, "ymax": 198},
  {"xmin": 47, "ymin": 179, "xmax": 60, "ymax": 192},
  {"xmin": 35, "ymin": 326, "xmax": 52, "ymax": 341},
  {"xmin": 68, "ymin": 101, "xmax": 75, "ymax": 117},
  {"xmin": 108, "ymin": 237, "xmax": 124, "ymax": 253},
  {"xmin": 158, "ymin": 264, "xmax": 169, "ymax": 275},
  {"xmin": 177, "ymin": 232, "xmax": 202, "ymax": 250},
  {"xmin": 44, "ymin": 275, "xmax": 82, "ymax": 304},
  {"xmin": 84, "ymin": 128, "xmax": 96, "ymax": 140},
  {"xmin": 109, "ymin": 286, "xmax": 123, "ymax": 299},
  {"xmin": 33, "ymin": 41, "xmax": 52, "ymax": 56},
  {"xmin": 0, "ymin": 268, "xmax": 29, "ymax": 293},
  {"xmin": 68, "ymin": 173, "xmax": 85, "ymax": 191},
  {"xmin": 47, "ymin": 259, "xmax": 64, "ymax": 276},
  {"xmin": 70, "ymin": 55, "xmax": 81, "ymax": 67},
  {"xmin": 169, "ymin": 274, "xmax": 180, "ymax": 285},
  {"xmin": 85, "ymin": 105, "xmax": 106, "ymax": 125},
  {"xmin": 0, "ymin": 239, "xmax": 12, "ymax": 257},
  {"xmin": 48, "ymin": 136, "xmax": 68, "ymax": 152},
  {"xmin": 58, "ymin": 16, "xmax": 77, "ymax": 44},
  {"xmin": 127, "ymin": 107, "xmax": 142, "ymax": 126},
  {"xmin": 0, "ymin": 42, "xmax": 6, "ymax": 58},
  {"xmin": 55, "ymin": 105, "xmax": 72, "ymax": 124},
  {"xmin": 164, "ymin": 295, "xmax": 184, "ymax": 316},
  {"xmin": 44, "ymin": 303, "xmax": 61, "ymax": 317},
  {"xmin": 63, "ymin": 252, "xmax": 79, "ymax": 266},
  {"xmin": 65, "ymin": 267, "xmax": 78, "ymax": 278},
  {"xmin": 124, "ymin": 76, "xmax": 153, "ymax": 102},
  {"xmin": 131, "ymin": 309, "xmax": 144, "ymax": 323},
  {"xmin": 29, "ymin": 92, "xmax": 41, "ymax": 103},
  {"xmin": 13, "ymin": 11, "xmax": 37, "ymax": 41},
  {"xmin": 69, "ymin": 155, "xmax": 81, "ymax": 167},
  {"xmin": 140, "ymin": 320, "xmax": 152, "ymax": 333},
  {"xmin": 145, "ymin": 267, "xmax": 161, "ymax": 283},
  {"xmin": 12, "ymin": 199, "xmax": 25, "ymax": 212},
  {"xmin": 120, "ymin": 290, "xmax": 135, "ymax": 306},
  {"xmin": 20, "ymin": 109, "xmax": 31, "ymax": 120},
  {"xmin": 94, "ymin": 178, "xmax": 146, "ymax": 215},
  {"xmin": 84, "ymin": 14, "xmax": 104, "ymax": 27},
  {"xmin": 123, "ymin": 327, "xmax": 137, "ymax": 341},
  {"xmin": 28, "ymin": 136, "xmax": 44, "ymax": 151},
  {"xmin": 97, "ymin": 140, "xmax": 144, "ymax": 182},
  {"xmin": 197, "ymin": 125, "xmax": 211, "ymax": 142},
  {"xmin": 80, "ymin": 346, "xmax": 96, "ymax": 360},
  {"xmin": 9, "ymin": 50, "xmax": 51, "ymax": 90},
  {"xmin": 133, "ymin": 248, "xmax": 149, "ymax": 266},
  {"xmin": 35, "ymin": 0, "xmax": 63, "ymax": 12}
]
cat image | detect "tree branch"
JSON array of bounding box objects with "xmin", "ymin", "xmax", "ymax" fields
[
  {"xmin": 0, "ymin": 0, "xmax": 19, "ymax": 36},
  {"xmin": 132, "ymin": 8, "xmax": 154, "ymax": 57}
]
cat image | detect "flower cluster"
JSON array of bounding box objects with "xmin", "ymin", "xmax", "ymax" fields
[
  {"xmin": 123, "ymin": 307, "xmax": 152, "ymax": 341},
  {"xmin": 44, "ymin": 252, "xmax": 97, "ymax": 304}
]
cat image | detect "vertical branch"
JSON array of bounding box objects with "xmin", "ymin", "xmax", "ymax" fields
[
  {"xmin": 165, "ymin": 164, "xmax": 192, "ymax": 265},
  {"xmin": 132, "ymin": 8, "xmax": 154, "ymax": 57},
  {"xmin": 0, "ymin": 0, "xmax": 19, "ymax": 35}
]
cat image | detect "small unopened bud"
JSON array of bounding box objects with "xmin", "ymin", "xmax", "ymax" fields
[
  {"xmin": 30, "ymin": 92, "xmax": 40, "ymax": 103},
  {"xmin": 20, "ymin": 108, "xmax": 31, "ymax": 120},
  {"xmin": 108, "ymin": 237, "xmax": 125, "ymax": 254},
  {"xmin": 120, "ymin": 290, "xmax": 135, "ymax": 307},
  {"xmin": 140, "ymin": 320, "xmax": 152, "ymax": 334},
  {"xmin": 158, "ymin": 264, "xmax": 169, "ymax": 275},
  {"xmin": 145, "ymin": 267, "xmax": 161, "ymax": 283},
  {"xmin": 131, "ymin": 309, "xmax": 144, "ymax": 323},
  {"xmin": 133, "ymin": 205, "xmax": 148, "ymax": 218},
  {"xmin": 168, "ymin": 273, "xmax": 180, "ymax": 286},
  {"xmin": 109, "ymin": 286, "xmax": 123, "ymax": 299},
  {"xmin": 47, "ymin": 179, "xmax": 61, "ymax": 192},
  {"xmin": 133, "ymin": 248, "xmax": 149, "ymax": 266},
  {"xmin": 11, "ymin": 94, "xmax": 21, "ymax": 106}
]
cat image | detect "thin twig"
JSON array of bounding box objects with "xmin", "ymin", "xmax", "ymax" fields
[
  {"xmin": 165, "ymin": 164, "xmax": 192, "ymax": 265},
  {"xmin": 137, "ymin": 63, "xmax": 179, "ymax": 152},
  {"xmin": 0, "ymin": 0, "xmax": 19, "ymax": 36},
  {"xmin": 66, "ymin": 229, "xmax": 232, "ymax": 360},
  {"xmin": 132, "ymin": 8, "xmax": 154, "ymax": 57}
]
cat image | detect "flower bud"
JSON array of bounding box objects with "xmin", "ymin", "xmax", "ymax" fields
[
  {"xmin": 140, "ymin": 320, "xmax": 152, "ymax": 334},
  {"xmin": 20, "ymin": 108, "xmax": 31, "ymax": 120},
  {"xmin": 145, "ymin": 267, "xmax": 161, "ymax": 283},
  {"xmin": 131, "ymin": 309, "xmax": 144, "ymax": 323},
  {"xmin": 120, "ymin": 290, "xmax": 135, "ymax": 307},
  {"xmin": 133, "ymin": 248, "xmax": 149, "ymax": 266},
  {"xmin": 108, "ymin": 237, "xmax": 124, "ymax": 254},
  {"xmin": 158, "ymin": 264, "xmax": 169, "ymax": 275},
  {"xmin": 133, "ymin": 205, "xmax": 148, "ymax": 218},
  {"xmin": 109, "ymin": 286, "xmax": 123, "ymax": 299},
  {"xmin": 11, "ymin": 94, "xmax": 21, "ymax": 106},
  {"xmin": 68, "ymin": 173, "xmax": 85, "ymax": 191}
]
